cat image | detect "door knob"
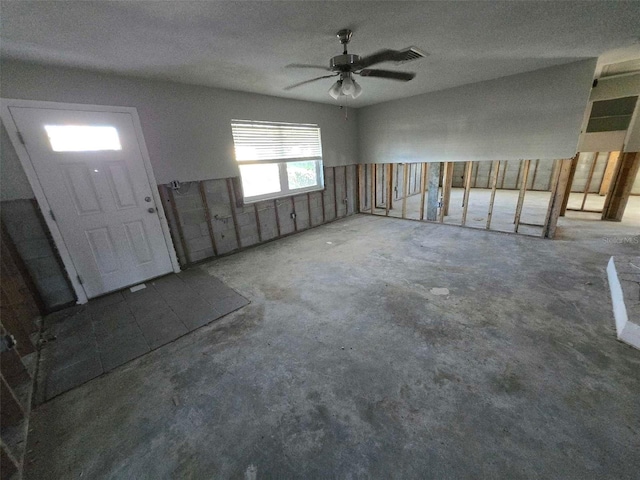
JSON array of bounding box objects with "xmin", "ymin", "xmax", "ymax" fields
[
  {"xmin": 148, "ymin": 207, "xmax": 155, "ymax": 213},
  {"xmin": 144, "ymin": 196, "xmax": 152, "ymax": 202}
]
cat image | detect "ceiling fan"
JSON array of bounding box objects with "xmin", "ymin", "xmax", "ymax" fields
[{"xmin": 284, "ymin": 29, "xmax": 427, "ymax": 99}]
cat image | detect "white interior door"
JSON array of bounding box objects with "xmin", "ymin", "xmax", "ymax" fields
[{"xmin": 8, "ymin": 106, "xmax": 174, "ymax": 299}]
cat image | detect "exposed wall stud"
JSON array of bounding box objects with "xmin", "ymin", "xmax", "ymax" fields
[
  {"xmin": 486, "ymin": 161, "xmax": 500, "ymax": 230},
  {"xmin": 419, "ymin": 162, "xmax": 428, "ymax": 220},
  {"xmin": 442, "ymin": 162, "xmax": 454, "ymax": 216},
  {"xmin": 344, "ymin": 166, "xmax": 349, "ymax": 216},
  {"xmin": 307, "ymin": 192, "xmax": 313, "ymax": 226},
  {"xmin": 461, "ymin": 161, "xmax": 473, "ymax": 226},
  {"xmin": 544, "ymin": 158, "xmax": 574, "ymax": 238},
  {"xmin": 167, "ymin": 186, "xmax": 191, "ymax": 264},
  {"xmin": 333, "ymin": 167, "xmax": 338, "ymax": 219},
  {"xmin": 580, "ymin": 152, "xmax": 599, "ymax": 211},
  {"xmin": 254, "ymin": 203, "xmax": 262, "ymax": 242},
  {"xmin": 514, "ymin": 159, "xmax": 531, "ymax": 232},
  {"xmin": 198, "ymin": 181, "xmax": 218, "ymax": 256},
  {"xmin": 370, "ymin": 164, "xmax": 376, "ymax": 214},
  {"xmin": 530, "ymin": 159, "xmax": 540, "ymax": 189},
  {"xmin": 291, "ymin": 196, "xmax": 298, "ymax": 231},
  {"xmin": 560, "ymin": 154, "xmax": 580, "ymax": 216},
  {"xmin": 273, "ymin": 199, "xmax": 282, "ymax": 237},
  {"xmin": 226, "ymin": 178, "xmax": 242, "ymax": 249},
  {"xmin": 599, "ymin": 151, "xmax": 620, "ymax": 196},
  {"xmin": 602, "ymin": 151, "xmax": 640, "ymax": 221},
  {"xmin": 385, "ymin": 163, "xmax": 392, "ymax": 216},
  {"xmin": 402, "ymin": 163, "xmax": 409, "ymax": 218}
]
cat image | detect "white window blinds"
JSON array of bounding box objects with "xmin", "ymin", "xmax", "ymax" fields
[{"xmin": 231, "ymin": 120, "xmax": 322, "ymax": 163}]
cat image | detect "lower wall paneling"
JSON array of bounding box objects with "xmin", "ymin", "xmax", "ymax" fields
[{"xmin": 161, "ymin": 165, "xmax": 358, "ymax": 266}]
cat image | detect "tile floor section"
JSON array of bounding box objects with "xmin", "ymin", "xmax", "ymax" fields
[{"xmin": 35, "ymin": 269, "xmax": 249, "ymax": 403}]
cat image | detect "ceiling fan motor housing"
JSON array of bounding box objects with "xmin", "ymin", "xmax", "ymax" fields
[{"xmin": 330, "ymin": 54, "xmax": 361, "ymax": 72}]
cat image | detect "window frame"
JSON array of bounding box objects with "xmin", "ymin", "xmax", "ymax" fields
[{"xmin": 231, "ymin": 120, "xmax": 325, "ymax": 203}]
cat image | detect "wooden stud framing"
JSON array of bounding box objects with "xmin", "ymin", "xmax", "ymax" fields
[
  {"xmin": 198, "ymin": 182, "xmax": 219, "ymax": 256},
  {"xmin": 438, "ymin": 163, "xmax": 447, "ymax": 223},
  {"xmin": 544, "ymin": 158, "xmax": 574, "ymax": 238},
  {"xmin": 515, "ymin": 160, "xmax": 524, "ymax": 189},
  {"xmin": 253, "ymin": 203, "xmax": 262, "ymax": 242},
  {"xmin": 473, "ymin": 162, "xmax": 479, "ymax": 187},
  {"xmin": 530, "ymin": 159, "xmax": 540, "ymax": 190},
  {"xmin": 226, "ymin": 178, "xmax": 242, "ymax": 249},
  {"xmin": 333, "ymin": 167, "xmax": 338, "ymax": 219},
  {"xmin": 461, "ymin": 161, "xmax": 473, "ymax": 226},
  {"xmin": 385, "ymin": 163, "xmax": 392, "ymax": 216},
  {"xmin": 442, "ymin": 162, "xmax": 454, "ymax": 216},
  {"xmin": 344, "ymin": 165, "xmax": 349, "ymax": 216},
  {"xmin": 486, "ymin": 161, "xmax": 500, "ymax": 230},
  {"xmin": 602, "ymin": 151, "xmax": 640, "ymax": 221},
  {"xmin": 580, "ymin": 152, "xmax": 599, "ymax": 211},
  {"xmin": 357, "ymin": 164, "xmax": 364, "ymax": 212},
  {"xmin": 167, "ymin": 186, "xmax": 191, "ymax": 264},
  {"xmin": 599, "ymin": 151, "xmax": 620, "ymax": 196},
  {"xmin": 307, "ymin": 192, "xmax": 313, "ymax": 226},
  {"xmin": 370, "ymin": 164, "xmax": 376, "ymax": 214},
  {"xmin": 402, "ymin": 163, "xmax": 409, "ymax": 218},
  {"xmin": 291, "ymin": 196, "xmax": 298, "ymax": 231},
  {"xmin": 560, "ymin": 154, "xmax": 580, "ymax": 216},
  {"xmin": 273, "ymin": 199, "xmax": 282, "ymax": 237},
  {"xmin": 419, "ymin": 163, "xmax": 428, "ymax": 220},
  {"xmin": 514, "ymin": 159, "xmax": 531, "ymax": 232}
]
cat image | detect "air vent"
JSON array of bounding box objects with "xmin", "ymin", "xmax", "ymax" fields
[{"xmin": 394, "ymin": 47, "xmax": 428, "ymax": 64}]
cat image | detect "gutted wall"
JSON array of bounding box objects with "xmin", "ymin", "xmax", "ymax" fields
[
  {"xmin": 357, "ymin": 59, "xmax": 597, "ymax": 164},
  {"xmin": 0, "ymin": 59, "xmax": 357, "ymax": 192},
  {"xmin": 159, "ymin": 166, "xmax": 357, "ymax": 266}
]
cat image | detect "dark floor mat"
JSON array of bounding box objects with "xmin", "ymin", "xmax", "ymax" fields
[{"xmin": 35, "ymin": 270, "xmax": 249, "ymax": 403}]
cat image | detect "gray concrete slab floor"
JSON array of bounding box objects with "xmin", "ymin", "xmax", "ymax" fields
[{"xmin": 25, "ymin": 214, "xmax": 639, "ymax": 479}]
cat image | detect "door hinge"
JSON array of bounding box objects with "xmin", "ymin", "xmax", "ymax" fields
[
  {"xmin": 77, "ymin": 275, "xmax": 83, "ymax": 285},
  {"xmin": 17, "ymin": 131, "xmax": 26, "ymax": 145},
  {"xmin": 49, "ymin": 210, "xmax": 56, "ymax": 221}
]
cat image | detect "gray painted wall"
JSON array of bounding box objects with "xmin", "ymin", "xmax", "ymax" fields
[
  {"xmin": 357, "ymin": 60, "xmax": 597, "ymax": 164},
  {"xmin": 0, "ymin": 60, "xmax": 358, "ymax": 199}
]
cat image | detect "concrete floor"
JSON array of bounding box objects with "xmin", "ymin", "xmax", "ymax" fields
[{"xmin": 25, "ymin": 213, "xmax": 639, "ymax": 479}]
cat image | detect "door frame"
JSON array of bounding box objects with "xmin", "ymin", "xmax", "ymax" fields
[{"xmin": 1, "ymin": 99, "xmax": 181, "ymax": 304}]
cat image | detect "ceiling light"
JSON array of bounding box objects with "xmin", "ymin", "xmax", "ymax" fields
[
  {"xmin": 351, "ymin": 79, "xmax": 362, "ymax": 98},
  {"xmin": 341, "ymin": 75, "xmax": 355, "ymax": 95},
  {"xmin": 329, "ymin": 80, "xmax": 342, "ymax": 99}
]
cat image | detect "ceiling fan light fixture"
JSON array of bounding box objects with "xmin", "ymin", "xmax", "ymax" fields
[
  {"xmin": 329, "ymin": 80, "xmax": 342, "ymax": 99},
  {"xmin": 341, "ymin": 75, "xmax": 355, "ymax": 95},
  {"xmin": 351, "ymin": 79, "xmax": 363, "ymax": 98}
]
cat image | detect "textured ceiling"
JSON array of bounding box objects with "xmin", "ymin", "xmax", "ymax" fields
[{"xmin": 2, "ymin": 1, "xmax": 640, "ymax": 107}]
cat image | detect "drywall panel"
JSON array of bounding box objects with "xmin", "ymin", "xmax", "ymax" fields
[
  {"xmin": 0, "ymin": 60, "xmax": 358, "ymax": 198},
  {"xmin": 358, "ymin": 60, "xmax": 596, "ymax": 164},
  {"xmin": 577, "ymin": 131, "xmax": 626, "ymax": 152}
]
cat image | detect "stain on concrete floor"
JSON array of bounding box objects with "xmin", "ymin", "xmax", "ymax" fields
[{"xmin": 24, "ymin": 214, "xmax": 640, "ymax": 479}]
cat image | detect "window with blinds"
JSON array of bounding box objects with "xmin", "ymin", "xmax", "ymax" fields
[{"xmin": 231, "ymin": 120, "xmax": 324, "ymax": 202}]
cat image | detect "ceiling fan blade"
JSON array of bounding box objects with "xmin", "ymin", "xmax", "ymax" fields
[
  {"xmin": 284, "ymin": 74, "xmax": 338, "ymax": 91},
  {"xmin": 355, "ymin": 49, "xmax": 405, "ymax": 69},
  {"xmin": 358, "ymin": 69, "xmax": 416, "ymax": 81},
  {"xmin": 286, "ymin": 63, "xmax": 331, "ymax": 71}
]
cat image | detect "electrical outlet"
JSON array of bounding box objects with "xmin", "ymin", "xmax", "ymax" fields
[
  {"xmin": 170, "ymin": 180, "xmax": 181, "ymax": 190},
  {"xmin": 291, "ymin": 213, "xmax": 296, "ymax": 219}
]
